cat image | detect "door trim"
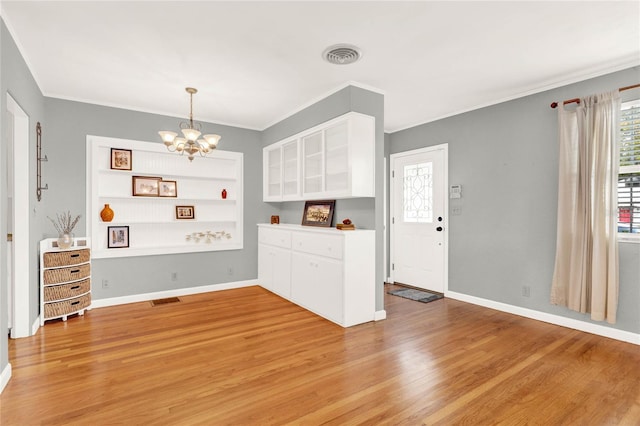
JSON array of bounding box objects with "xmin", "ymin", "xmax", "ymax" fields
[
  {"xmin": 390, "ymin": 144, "xmax": 448, "ymax": 293},
  {"xmin": 7, "ymin": 94, "xmax": 31, "ymax": 339}
]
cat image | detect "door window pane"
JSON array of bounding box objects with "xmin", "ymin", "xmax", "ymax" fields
[{"xmin": 403, "ymin": 162, "xmax": 433, "ymax": 223}]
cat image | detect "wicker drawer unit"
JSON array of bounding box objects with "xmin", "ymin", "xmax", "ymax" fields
[{"xmin": 40, "ymin": 237, "xmax": 92, "ymax": 325}]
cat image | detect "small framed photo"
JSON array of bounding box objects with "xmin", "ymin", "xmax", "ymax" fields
[
  {"xmin": 159, "ymin": 180, "xmax": 178, "ymax": 197},
  {"xmin": 176, "ymin": 205, "xmax": 195, "ymax": 220},
  {"xmin": 132, "ymin": 176, "xmax": 161, "ymax": 197},
  {"xmin": 111, "ymin": 148, "xmax": 132, "ymax": 171},
  {"xmin": 107, "ymin": 226, "xmax": 129, "ymax": 248},
  {"xmin": 302, "ymin": 200, "xmax": 335, "ymax": 227}
]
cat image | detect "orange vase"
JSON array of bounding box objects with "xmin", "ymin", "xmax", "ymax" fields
[{"xmin": 100, "ymin": 203, "xmax": 114, "ymax": 222}]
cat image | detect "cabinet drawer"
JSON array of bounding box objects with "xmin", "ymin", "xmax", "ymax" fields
[
  {"xmin": 292, "ymin": 232, "xmax": 343, "ymax": 260},
  {"xmin": 43, "ymin": 264, "xmax": 91, "ymax": 285},
  {"xmin": 43, "ymin": 248, "xmax": 90, "ymax": 268},
  {"xmin": 44, "ymin": 278, "xmax": 91, "ymax": 302},
  {"xmin": 259, "ymin": 227, "xmax": 291, "ymax": 249},
  {"xmin": 44, "ymin": 293, "xmax": 91, "ymax": 319}
]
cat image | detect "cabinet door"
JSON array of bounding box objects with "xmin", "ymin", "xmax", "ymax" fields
[
  {"xmin": 264, "ymin": 146, "xmax": 282, "ymax": 200},
  {"xmin": 324, "ymin": 121, "xmax": 349, "ymax": 194},
  {"xmin": 272, "ymin": 247, "xmax": 292, "ymax": 298},
  {"xmin": 282, "ymin": 140, "xmax": 300, "ymax": 199},
  {"xmin": 291, "ymin": 252, "xmax": 343, "ymax": 324},
  {"xmin": 302, "ymin": 131, "xmax": 324, "ymax": 196},
  {"xmin": 258, "ymin": 243, "xmax": 274, "ymax": 291}
]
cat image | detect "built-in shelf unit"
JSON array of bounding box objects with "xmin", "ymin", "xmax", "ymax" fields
[{"xmin": 87, "ymin": 135, "xmax": 243, "ymax": 258}]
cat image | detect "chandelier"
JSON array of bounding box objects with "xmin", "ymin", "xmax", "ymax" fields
[{"xmin": 158, "ymin": 87, "xmax": 221, "ymax": 162}]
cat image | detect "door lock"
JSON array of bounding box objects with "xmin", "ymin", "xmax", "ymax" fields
[{"xmin": 436, "ymin": 226, "xmax": 443, "ymax": 232}]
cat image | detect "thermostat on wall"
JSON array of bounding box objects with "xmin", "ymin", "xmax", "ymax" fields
[{"xmin": 450, "ymin": 184, "xmax": 462, "ymax": 199}]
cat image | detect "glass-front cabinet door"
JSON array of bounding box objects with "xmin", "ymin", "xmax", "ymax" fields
[
  {"xmin": 265, "ymin": 145, "xmax": 282, "ymax": 200},
  {"xmin": 282, "ymin": 140, "xmax": 299, "ymax": 199},
  {"xmin": 302, "ymin": 131, "xmax": 324, "ymax": 196},
  {"xmin": 324, "ymin": 121, "xmax": 349, "ymax": 194}
]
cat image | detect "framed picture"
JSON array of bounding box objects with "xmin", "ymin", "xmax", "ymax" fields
[
  {"xmin": 107, "ymin": 226, "xmax": 129, "ymax": 248},
  {"xmin": 110, "ymin": 148, "xmax": 132, "ymax": 171},
  {"xmin": 176, "ymin": 205, "xmax": 195, "ymax": 220},
  {"xmin": 159, "ymin": 180, "xmax": 177, "ymax": 197},
  {"xmin": 132, "ymin": 176, "xmax": 161, "ymax": 197},
  {"xmin": 302, "ymin": 200, "xmax": 335, "ymax": 227}
]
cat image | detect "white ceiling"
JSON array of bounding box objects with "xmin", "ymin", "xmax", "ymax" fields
[{"xmin": 2, "ymin": 1, "xmax": 639, "ymax": 133}]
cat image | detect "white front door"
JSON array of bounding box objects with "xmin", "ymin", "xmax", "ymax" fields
[{"xmin": 391, "ymin": 145, "xmax": 447, "ymax": 293}]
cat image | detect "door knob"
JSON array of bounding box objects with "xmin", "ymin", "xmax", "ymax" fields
[{"xmin": 436, "ymin": 226, "xmax": 443, "ymax": 232}]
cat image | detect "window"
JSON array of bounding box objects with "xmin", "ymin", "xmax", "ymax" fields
[
  {"xmin": 403, "ymin": 162, "xmax": 433, "ymax": 223},
  {"xmin": 618, "ymin": 99, "xmax": 640, "ymax": 237}
]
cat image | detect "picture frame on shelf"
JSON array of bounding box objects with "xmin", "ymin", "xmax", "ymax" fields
[
  {"xmin": 110, "ymin": 148, "xmax": 132, "ymax": 171},
  {"xmin": 132, "ymin": 176, "xmax": 161, "ymax": 197},
  {"xmin": 159, "ymin": 180, "xmax": 177, "ymax": 197},
  {"xmin": 107, "ymin": 226, "xmax": 129, "ymax": 248},
  {"xmin": 176, "ymin": 205, "xmax": 195, "ymax": 220},
  {"xmin": 301, "ymin": 200, "xmax": 335, "ymax": 227}
]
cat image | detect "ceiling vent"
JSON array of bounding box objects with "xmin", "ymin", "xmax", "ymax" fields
[{"xmin": 323, "ymin": 44, "xmax": 362, "ymax": 65}]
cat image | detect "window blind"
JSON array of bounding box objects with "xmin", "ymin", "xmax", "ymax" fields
[{"xmin": 618, "ymin": 100, "xmax": 640, "ymax": 235}]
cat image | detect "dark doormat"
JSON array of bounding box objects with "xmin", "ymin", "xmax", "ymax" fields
[{"xmin": 387, "ymin": 288, "xmax": 443, "ymax": 304}]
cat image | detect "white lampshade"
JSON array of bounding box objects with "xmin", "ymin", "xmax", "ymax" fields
[
  {"xmin": 203, "ymin": 134, "xmax": 221, "ymax": 148},
  {"xmin": 182, "ymin": 128, "xmax": 201, "ymax": 142},
  {"xmin": 159, "ymin": 131, "xmax": 177, "ymax": 144}
]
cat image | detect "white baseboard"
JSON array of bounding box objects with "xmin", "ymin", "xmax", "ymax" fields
[
  {"xmin": 90, "ymin": 279, "xmax": 259, "ymax": 309},
  {"xmin": 446, "ymin": 290, "xmax": 640, "ymax": 345},
  {"xmin": 0, "ymin": 363, "xmax": 12, "ymax": 394},
  {"xmin": 374, "ymin": 310, "xmax": 387, "ymax": 321}
]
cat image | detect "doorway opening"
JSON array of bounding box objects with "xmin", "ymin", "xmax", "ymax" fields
[{"xmin": 6, "ymin": 94, "xmax": 31, "ymax": 339}]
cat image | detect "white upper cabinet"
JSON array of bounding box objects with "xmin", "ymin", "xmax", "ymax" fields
[{"xmin": 263, "ymin": 112, "xmax": 375, "ymax": 201}]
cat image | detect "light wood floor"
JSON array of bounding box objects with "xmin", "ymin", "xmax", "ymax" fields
[{"xmin": 2, "ymin": 284, "xmax": 639, "ymax": 425}]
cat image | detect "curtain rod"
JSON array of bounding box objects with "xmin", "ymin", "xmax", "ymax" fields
[{"xmin": 550, "ymin": 83, "xmax": 640, "ymax": 109}]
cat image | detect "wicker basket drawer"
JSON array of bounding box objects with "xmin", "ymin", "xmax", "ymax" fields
[
  {"xmin": 44, "ymin": 278, "xmax": 90, "ymax": 302},
  {"xmin": 43, "ymin": 264, "xmax": 91, "ymax": 285},
  {"xmin": 44, "ymin": 293, "xmax": 91, "ymax": 319},
  {"xmin": 43, "ymin": 249, "xmax": 90, "ymax": 268}
]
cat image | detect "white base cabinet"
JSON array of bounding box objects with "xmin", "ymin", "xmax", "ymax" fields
[{"xmin": 258, "ymin": 224, "xmax": 375, "ymax": 327}]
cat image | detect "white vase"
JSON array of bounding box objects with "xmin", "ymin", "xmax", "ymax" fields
[{"xmin": 57, "ymin": 233, "xmax": 74, "ymax": 249}]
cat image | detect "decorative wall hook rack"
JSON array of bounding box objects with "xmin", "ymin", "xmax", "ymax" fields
[{"xmin": 36, "ymin": 122, "xmax": 48, "ymax": 201}]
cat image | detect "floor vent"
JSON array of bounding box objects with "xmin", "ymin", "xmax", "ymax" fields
[{"xmin": 150, "ymin": 297, "xmax": 181, "ymax": 306}]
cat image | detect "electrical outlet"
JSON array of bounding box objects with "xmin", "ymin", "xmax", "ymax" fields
[
  {"xmin": 228, "ymin": 267, "xmax": 233, "ymax": 276},
  {"xmin": 171, "ymin": 272, "xmax": 178, "ymax": 282},
  {"xmin": 102, "ymin": 279, "xmax": 109, "ymax": 289},
  {"xmin": 522, "ymin": 286, "xmax": 531, "ymax": 297}
]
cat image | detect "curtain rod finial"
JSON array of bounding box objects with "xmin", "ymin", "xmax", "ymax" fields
[{"xmin": 550, "ymin": 101, "xmax": 558, "ymax": 109}]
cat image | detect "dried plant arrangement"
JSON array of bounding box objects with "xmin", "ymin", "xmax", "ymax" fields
[{"xmin": 48, "ymin": 211, "xmax": 81, "ymax": 235}]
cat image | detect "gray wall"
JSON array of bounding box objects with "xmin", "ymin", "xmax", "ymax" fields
[
  {"xmin": 389, "ymin": 66, "xmax": 640, "ymax": 334},
  {"xmin": 44, "ymin": 98, "xmax": 263, "ymax": 299},
  {"xmin": 1, "ymin": 18, "xmax": 46, "ymax": 374},
  {"xmin": 261, "ymin": 86, "xmax": 386, "ymax": 310}
]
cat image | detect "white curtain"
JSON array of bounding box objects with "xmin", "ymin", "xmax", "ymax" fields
[{"xmin": 550, "ymin": 91, "xmax": 620, "ymax": 324}]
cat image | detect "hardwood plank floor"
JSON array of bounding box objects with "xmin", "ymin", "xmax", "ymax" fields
[{"xmin": 2, "ymin": 284, "xmax": 639, "ymax": 425}]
